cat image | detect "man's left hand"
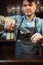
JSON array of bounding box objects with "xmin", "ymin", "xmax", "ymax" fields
[{"xmin": 31, "ymin": 33, "xmax": 43, "ymax": 43}]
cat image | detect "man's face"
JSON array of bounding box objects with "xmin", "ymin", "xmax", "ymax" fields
[{"xmin": 22, "ymin": 0, "xmax": 37, "ymax": 16}]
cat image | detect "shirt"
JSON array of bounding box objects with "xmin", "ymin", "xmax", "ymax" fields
[
  {"xmin": 10, "ymin": 15, "xmax": 43, "ymax": 55},
  {"xmin": 10, "ymin": 15, "xmax": 43, "ymax": 35}
]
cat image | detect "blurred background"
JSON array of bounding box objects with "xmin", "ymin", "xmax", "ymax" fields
[{"xmin": 0, "ymin": 0, "xmax": 43, "ymax": 18}]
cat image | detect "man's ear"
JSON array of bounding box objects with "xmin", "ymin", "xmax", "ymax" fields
[
  {"xmin": 36, "ymin": 5, "xmax": 41, "ymax": 12},
  {"xmin": 21, "ymin": 7, "xmax": 23, "ymax": 12},
  {"xmin": 35, "ymin": 0, "xmax": 42, "ymax": 12}
]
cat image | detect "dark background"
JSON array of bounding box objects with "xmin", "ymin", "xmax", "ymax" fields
[{"xmin": 0, "ymin": 0, "xmax": 43, "ymax": 18}]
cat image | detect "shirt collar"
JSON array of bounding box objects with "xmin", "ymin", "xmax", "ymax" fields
[{"xmin": 22, "ymin": 15, "xmax": 36, "ymax": 22}]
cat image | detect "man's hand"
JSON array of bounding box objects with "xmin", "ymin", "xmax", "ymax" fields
[
  {"xmin": 4, "ymin": 17, "xmax": 15, "ymax": 31},
  {"xmin": 31, "ymin": 33, "xmax": 43, "ymax": 43}
]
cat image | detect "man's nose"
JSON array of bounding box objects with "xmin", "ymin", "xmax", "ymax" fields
[{"xmin": 26, "ymin": 5, "xmax": 30, "ymax": 9}]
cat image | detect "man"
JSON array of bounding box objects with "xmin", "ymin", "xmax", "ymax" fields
[{"xmin": 4, "ymin": 0, "xmax": 43, "ymax": 55}]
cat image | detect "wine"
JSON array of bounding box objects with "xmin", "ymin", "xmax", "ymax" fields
[{"xmin": 20, "ymin": 31, "xmax": 31, "ymax": 38}]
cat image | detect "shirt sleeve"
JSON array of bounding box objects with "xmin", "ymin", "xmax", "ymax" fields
[
  {"xmin": 9, "ymin": 15, "xmax": 15, "ymax": 20},
  {"xmin": 41, "ymin": 19, "xmax": 43, "ymax": 35}
]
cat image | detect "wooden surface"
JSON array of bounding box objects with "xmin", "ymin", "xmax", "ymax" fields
[
  {"xmin": 0, "ymin": 40, "xmax": 43, "ymax": 64},
  {"xmin": 0, "ymin": 55, "xmax": 43, "ymax": 62}
]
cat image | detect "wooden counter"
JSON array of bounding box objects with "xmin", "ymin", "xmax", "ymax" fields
[
  {"xmin": 0, "ymin": 55, "xmax": 43, "ymax": 62},
  {"xmin": 0, "ymin": 55, "xmax": 43, "ymax": 65},
  {"xmin": 0, "ymin": 39, "xmax": 15, "ymax": 58},
  {"xmin": 0, "ymin": 40, "xmax": 43, "ymax": 65}
]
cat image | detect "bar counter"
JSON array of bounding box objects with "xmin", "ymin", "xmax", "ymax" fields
[
  {"xmin": 0, "ymin": 40, "xmax": 43, "ymax": 65},
  {"xmin": 0, "ymin": 55, "xmax": 43, "ymax": 62}
]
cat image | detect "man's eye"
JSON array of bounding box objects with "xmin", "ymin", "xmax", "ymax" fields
[
  {"xmin": 23, "ymin": 4, "xmax": 33, "ymax": 7},
  {"xmin": 29, "ymin": 4, "xmax": 33, "ymax": 6},
  {"xmin": 23, "ymin": 5, "xmax": 27, "ymax": 7}
]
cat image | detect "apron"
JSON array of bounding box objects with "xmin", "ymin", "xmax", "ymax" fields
[{"xmin": 15, "ymin": 18, "xmax": 41, "ymax": 55}]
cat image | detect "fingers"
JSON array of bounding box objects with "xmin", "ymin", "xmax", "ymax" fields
[
  {"xmin": 4, "ymin": 17, "xmax": 15, "ymax": 30},
  {"xmin": 31, "ymin": 33, "xmax": 43, "ymax": 43}
]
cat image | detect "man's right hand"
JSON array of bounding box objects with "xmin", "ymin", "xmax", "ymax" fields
[{"xmin": 4, "ymin": 17, "xmax": 16, "ymax": 31}]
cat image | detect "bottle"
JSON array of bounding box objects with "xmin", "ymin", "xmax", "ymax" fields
[
  {"xmin": 10, "ymin": 31, "xmax": 14, "ymax": 39},
  {"xmin": 6, "ymin": 32, "xmax": 10, "ymax": 40}
]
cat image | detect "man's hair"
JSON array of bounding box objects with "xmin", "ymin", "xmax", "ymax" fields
[
  {"xmin": 20, "ymin": 0, "xmax": 41, "ymax": 5},
  {"xmin": 19, "ymin": 0, "xmax": 42, "ymax": 14}
]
